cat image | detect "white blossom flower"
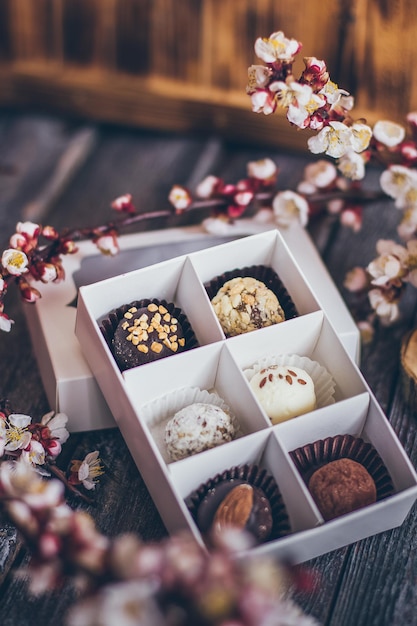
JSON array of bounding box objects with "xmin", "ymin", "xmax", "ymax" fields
[
  {"xmin": 196, "ymin": 175, "xmax": 221, "ymax": 198},
  {"xmin": 254, "ymin": 31, "xmax": 301, "ymax": 64},
  {"xmin": 77, "ymin": 451, "xmax": 104, "ymax": 490},
  {"xmin": 250, "ymin": 89, "xmax": 276, "ymax": 115},
  {"xmin": 68, "ymin": 581, "xmax": 162, "ymax": 626},
  {"xmin": 273, "ymin": 80, "xmax": 324, "ymax": 128},
  {"xmin": 0, "ymin": 312, "xmax": 13, "ymax": 332},
  {"xmin": 373, "ymin": 120, "xmax": 406, "ymax": 147},
  {"xmin": 38, "ymin": 262, "xmax": 59, "ymax": 282},
  {"xmin": 308, "ymin": 122, "xmax": 353, "ymax": 159},
  {"xmin": 350, "ymin": 122, "xmax": 373, "ymax": 153},
  {"xmin": 16, "ymin": 221, "xmax": 40, "ymax": 239},
  {"xmin": 304, "ymin": 160, "xmax": 337, "ymax": 188},
  {"xmin": 368, "ymin": 289, "xmax": 400, "ymax": 324},
  {"xmin": 1, "ymin": 248, "xmax": 29, "ymax": 276},
  {"xmin": 367, "ymin": 240, "xmax": 408, "ymax": 285},
  {"xmin": 168, "ymin": 185, "xmax": 191, "ymax": 210},
  {"xmin": 21, "ymin": 440, "xmax": 46, "ymax": 466},
  {"xmin": 404, "ymin": 240, "xmax": 417, "ymax": 287},
  {"xmin": 0, "ymin": 459, "xmax": 64, "ymax": 510},
  {"xmin": 41, "ymin": 411, "xmax": 69, "ymax": 444},
  {"xmin": 380, "ymin": 165, "xmax": 417, "ymax": 209},
  {"xmin": 272, "ymin": 190, "xmax": 309, "ymax": 228},
  {"xmin": 247, "ymin": 157, "xmax": 277, "ymax": 181},
  {"xmin": 95, "ymin": 234, "xmax": 119, "ymax": 256},
  {"xmin": 247, "ymin": 64, "xmax": 272, "ymax": 91},
  {"xmin": 398, "ymin": 207, "xmax": 417, "ymax": 240},
  {"xmin": 337, "ymin": 150, "xmax": 366, "ymax": 180},
  {"xmin": 5, "ymin": 413, "xmax": 32, "ymax": 452},
  {"xmin": 320, "ymin": 80, "xmax": 350, "ymax": 107}
]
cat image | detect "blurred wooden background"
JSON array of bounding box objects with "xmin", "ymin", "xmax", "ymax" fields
[{"xmin": 0, "ymin": 0, "xmax": 416, "ymax": 149}]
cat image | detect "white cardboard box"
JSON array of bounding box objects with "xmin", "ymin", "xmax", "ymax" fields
[
  {"xmin": 24, "ymin": 223, "xmax": 360, "ymax": 432},
  {"xmin": 74, "ymin": 230, "xmax": 417, "ymax": 563}
]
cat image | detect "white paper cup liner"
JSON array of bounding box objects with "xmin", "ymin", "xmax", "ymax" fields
[
  {"xmin": 243, "ymin": 354, "xmax": 336, "ymax": 417},
  {"xmin": 141, "ymin": 387, "xmax": 241, "ymax": 464}
]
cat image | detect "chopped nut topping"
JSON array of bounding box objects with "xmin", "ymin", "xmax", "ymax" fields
[
  {"xmin": 148, "ymin": 303, "xmax": 158, "ymax": 312},
  {"xmin": 159, "ymin": 305, "xmax": 168, "ymax": 314},
  {"xmin": 298, "ymin": 379, "xmax": 307, "ymax": 385},
  {"xmin": 286, "ymin": 374, "xmax": 293, "ymax": 384},
  {"xmin": 151, "ymin": 341, "xmax": 163, "ymax": 353},
  {"xmin": 259, "ymin": 376, "xmax": 267, "ymax": 388}
]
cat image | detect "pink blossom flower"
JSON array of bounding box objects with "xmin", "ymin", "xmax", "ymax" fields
[
  {"xmin": 250, "ymin": 89, "xmax": 277, "ymax": 115},
  {"xmin": 111, "ymin": 193, "xmax": 136, "ymax": 214},
  {"xmin": 1, "ymin": 248, "xmax": 29, "ymax": 276},
  {"xmin": 254, "ymin": 31, "xmax": 302, "ymax": 65},
  {"xmin": 21, "ymin": 439, "xmax": 46, "ymax": 466},
  {"xmin": 37, "ymin": 262, "xmax": 60, "ymax": 283},
  {"xmin": 41, "ymin": 225, "xmax": 59, "ymax": 239},
  {"xmin": 168, "ymin": 185, "xmax": 192, "ymax": 211},
  {"xmin": 273, "ymin": 80, "xmax": 324, "ymax": 129},
  {"xmin": 95, "ymin": 233, "xmax": 119, "ymax": 256},
  {"xmin": 340, "ymin": 206, "xmax": 363, "ymax": 232},
  {"xmin": 302, "ymin": 57, "xmax": 329, "ymax": 90},
  {"xmin": 344, "ymin": 267, "xmax": 368, "ymax": 292},
  {"xmin": 18, "ymin": 281, "xmax": 41, "ymax": 303}
]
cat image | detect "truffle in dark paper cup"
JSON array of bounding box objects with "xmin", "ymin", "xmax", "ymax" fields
[
  {"xmin": 290, "ymin": 434, "xmax": 395, "ymax": 521},
  {"xmin": 100, "ymin": 298, "xmax": 198, "ymax": 371},
  {"xmin": 205, "ymin": 265, "xmax": 298, "ymax": 337},
  {"xmin": 185, "ymin": 463, "xmax": 291, "ymax": 546}
]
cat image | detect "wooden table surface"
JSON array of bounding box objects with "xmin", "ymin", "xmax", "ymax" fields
[{"xmin": 1, "ymin": 110, "xmax": 417, "ymax": 626}]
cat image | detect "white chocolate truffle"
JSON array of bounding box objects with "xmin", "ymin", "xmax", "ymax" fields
[
  {"xmin": 165, "ymin": 403, "xmax": 235, "ymax": 461},
  {"xmin": 249, "ymin": 365, "xmax": 316, "ymax": 424},
  {"xmin": 211, "ymin": 276, "xmax": 285, "ymax": 337}
]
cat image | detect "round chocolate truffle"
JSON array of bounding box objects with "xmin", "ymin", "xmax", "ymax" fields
[
  {"xmin": 308, "ymin": 458, "xmax": 377, "ymax": 521},
  {"xmin": 211, "ymin": 276, "xmax": 285, "ymax": 337},
  {"xmin": 112, "ymin": 302, "xmax": 187, "ymax": 370},
  {"xmin": 249, "ymin": 364, "xmax": 316, "ymax": 424},
  {"xmin": 165, "ymin": 403, "xmax": 236, "ymax": 461}
]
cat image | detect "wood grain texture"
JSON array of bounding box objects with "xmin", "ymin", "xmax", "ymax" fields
[
  {"xmin": 1, "ymin": 110, "xmax": 417, "ymax": 626},
  {"xmin": 0, "ymin": 0, "xmax": 414, "ymax": 146}
]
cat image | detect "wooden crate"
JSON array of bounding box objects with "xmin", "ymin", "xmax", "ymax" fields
[{"xmin": 0, "ymin": 0, "xmax": 416, "ymax": 149}]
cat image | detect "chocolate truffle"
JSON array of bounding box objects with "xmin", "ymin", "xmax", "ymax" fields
[
  {"xmin": 112, "ymin": 302, "xmax": 187, "ymax": 370},
  {"xmin": 249, "ymin": 364, "xmax": 316, "ymax": 424},
  {"xmin": 308, "ymin": 458, "xmax": 377, "ymax": 521},
  {"xmin": 210, "ymin": 276, "xmax": 285, "ymax": 337},
  {"xmin": 197, "ymin": 480, "xmax": 272, "ymax": 542},
  {"xmin": 165, "ymin": 403, "xmax": 236, "ymax": 461},
  {"xmin": 186, "ymin": 464, "xmax": 290, "ymax": 545}
]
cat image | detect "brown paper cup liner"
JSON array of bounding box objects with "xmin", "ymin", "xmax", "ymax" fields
[
  {"xmin": 290, "ymin": 434, "xmax": 394, "ymax": 502},
  {"xmin": 99, "ymin": 298, "xmax": 198, "ymax": 371},
  {"xmin": 204, "ymin": 264, "xmax": 298, "ymax": 331},
  {"xmin": 185, "ymin": 463, "xmax": 291, "ymax": 544}
]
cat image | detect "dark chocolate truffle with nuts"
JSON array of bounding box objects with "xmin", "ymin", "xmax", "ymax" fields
[{"xmin": 112, "ymin": 301, "xmax": 187, "ymax": 370}]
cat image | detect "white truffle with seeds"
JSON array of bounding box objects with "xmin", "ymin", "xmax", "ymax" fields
[
  {"xmin": 211, "ymin": 276, "xmax": 285, "ymax": 337},
  {"xmin": 165, "ymin": 403, "xmax": 236, "ymax": 461},
  {"xmin": 249, "ymin": 365, "xmax": 316, "ymax": 424}
]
